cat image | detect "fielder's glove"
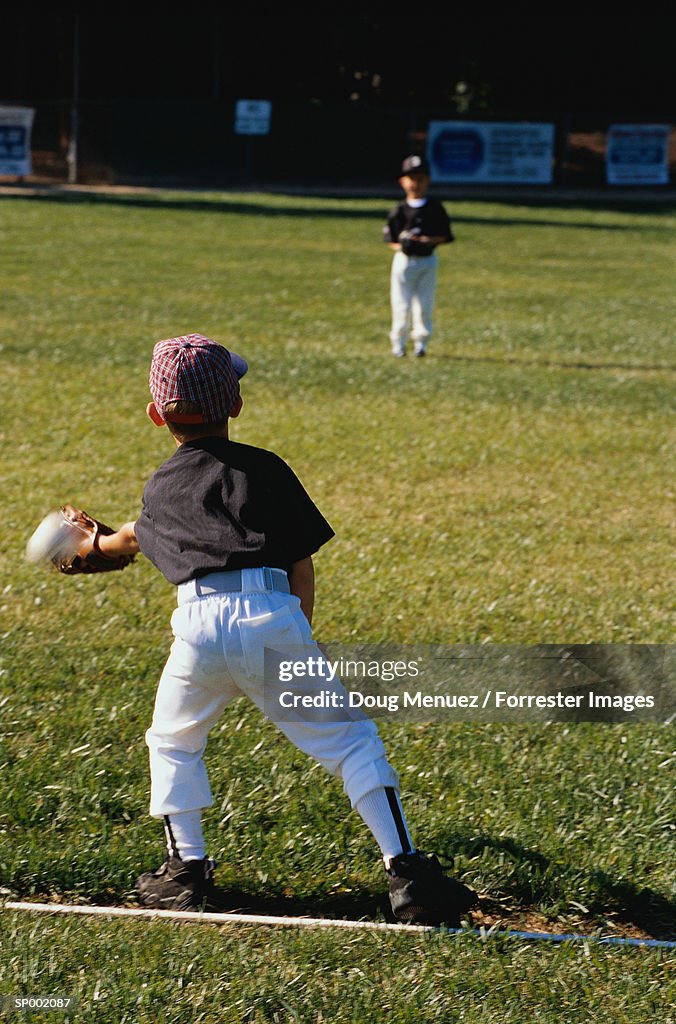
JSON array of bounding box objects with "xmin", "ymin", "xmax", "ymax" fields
[
  {"xmin": 398, "ymin": 229, "xmax": 431, "ymax": 257},
  {"xmin": 56, "ymin": 504, "xmax": 135, "ymax": 575}
]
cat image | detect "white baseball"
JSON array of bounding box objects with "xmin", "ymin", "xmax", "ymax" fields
[{"xmin": 25, "ymin": 511, "xmax": 88, "ymax": 565}]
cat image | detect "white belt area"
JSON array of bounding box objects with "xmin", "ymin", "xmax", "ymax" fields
[{"xmin": 178, "ymin": 568, "xmax": 290, "ymax": 604}]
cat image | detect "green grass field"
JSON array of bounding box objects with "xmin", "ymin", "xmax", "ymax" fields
[{"xmin": 0, "ymin": 189, "xmax": 674, "ymax": 1022}]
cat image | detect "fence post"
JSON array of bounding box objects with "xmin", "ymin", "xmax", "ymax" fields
[{"xmin": 66, "ymin": 14, "xmax": 80, "ymax": 184}]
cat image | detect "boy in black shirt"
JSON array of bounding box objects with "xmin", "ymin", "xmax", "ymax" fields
[
  {"xmin": 383, "ymin": 155, "xmax": 454, "ymax": 357},
  {"xmin": 96, "ymin": 333, "xmax": 476, "ymax": 925}
]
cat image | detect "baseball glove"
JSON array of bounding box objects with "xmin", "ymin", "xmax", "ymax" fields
[
  {"xmin": 55, "ymin": 504, "xmax": 135, "ymax": 575},
  {"xmin": 398, "ymin": 229, "xmax": 432, "ymax": 257}
]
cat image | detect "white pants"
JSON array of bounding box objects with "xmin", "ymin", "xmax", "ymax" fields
[
  {"xmin": 389, "ymin": 251, "xmax": 438, "ymax": 354},
  {"xmin": 146, "ymin": 569, "xmax": 399, "ymax": 818}
]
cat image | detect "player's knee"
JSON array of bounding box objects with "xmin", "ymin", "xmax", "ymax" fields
[
  {"xmin": 146, "ymin": 727, "xmax": 207, "ymax": 758},
  {"xmin": 340, "ymin": 753, "xmax": 400, "ymax": 808}
]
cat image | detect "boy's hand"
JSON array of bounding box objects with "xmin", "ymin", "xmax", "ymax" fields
[{"xmin": 398, "ymin": 229, "xmax": 434, "ymax": 256}]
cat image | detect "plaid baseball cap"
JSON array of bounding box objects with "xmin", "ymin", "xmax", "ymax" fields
[{"xmin": 149, "ymin": 333, "xmax": 248, "ymax": 424}]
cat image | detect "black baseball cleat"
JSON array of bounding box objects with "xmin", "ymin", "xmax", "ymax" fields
[
  {"xmin": 386, "ymin": 850, "xmax": 477, "ymax": 927},
  {"xmin": 136, "ymin": 855, "xmax": 230, "ymax": 913}
]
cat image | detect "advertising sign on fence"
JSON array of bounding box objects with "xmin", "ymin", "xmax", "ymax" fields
[
  {"xmin": 234, "ymin": 100, "xmax": 272, "ymax": 136},
  {"xmin": 0, "ymin": 106, "xmax": 35, "ymax": 176},
  {"xmin": 427, "ymin": 121, "xmax": 555, "ymax": 184},
  {"xmin": 606, "ymin": 124, "xmax": 671, "ymax": 185}
]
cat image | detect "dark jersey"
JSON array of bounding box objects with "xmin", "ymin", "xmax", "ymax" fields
[
  {"xmin": 134, "ymin": 436, "xmax": 335, "ymax": 585},
  {"xmin": 383, "ymin": 198, "xmax": 454, "ymax": 256}
]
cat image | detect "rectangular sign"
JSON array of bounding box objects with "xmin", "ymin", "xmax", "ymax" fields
[
  {"xmin": 427, "ymin": 121, "xmax": 554, "ymax": 184},
  {"xmin": 0, "ymin": 106, "xmax": 34, "ymax": 175},
  {"xmin": 606, "ymin": 124, "xmax": 671, "ymax": 185},
  {"xmin": 234, "ymin": 99, "xmax": 272, "ymax": 136}
]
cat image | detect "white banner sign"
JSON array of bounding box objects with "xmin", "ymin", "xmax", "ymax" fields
[
  {"xmin": 427, "ymin": 121, "xmax": 554, "ymax": 184},
  {"xmin": 234, "ymin": 99, "xmax": 272, "ymax": 136},
  {"xmin": 0, "ymin": 106, "xmax": 34, "ymax": 175},
  {"xmin": 606, "ymin": 125, "xmax": 671, "ymax": 185}
]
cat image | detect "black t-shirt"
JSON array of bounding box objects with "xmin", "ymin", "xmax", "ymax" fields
[
  {"xmin": 134, "ymin": 436, "xmax": 335, "ymax": 585},
  {"xmin": 383, "ymin": 198, "xmax": 454, "ymax": 256}
]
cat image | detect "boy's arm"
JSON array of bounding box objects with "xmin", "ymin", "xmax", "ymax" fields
[
  {"xmin": 418, "ymin": 234, "xmax": 452, "ymax": 246},
  {"xmin": 288, "ymin": 556, "xmax": 315, "ymax": 626},
  {"xmin": 384, "ymin": 210, "xmax": 402, "ymax": 252},
  {"xmin": 418, "ymin": 203, "xmax": 454, "ymax": 247},
  {"xmin": 95, "ymin": 521, "xmax": 140, "ymax": 558}
]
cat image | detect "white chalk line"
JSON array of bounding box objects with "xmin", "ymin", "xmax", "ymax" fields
[
  {"xmin": 4, "ymin": 901, "xmax": 426, "ymax": 932},
  {"xmin": 4, "ymin": 901, "xmax": 675, "ymax": 948}
]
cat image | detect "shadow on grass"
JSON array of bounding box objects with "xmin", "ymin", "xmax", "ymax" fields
[
  {"xmin": 2, "ymin": 864, "xmax": 384, "ymax": 925},
  {"xmin": 437, "ymin": 351, "xmax": 676, "ymax": 374},
  {"xmin": 12, "ymin": 828, "xmax": 674, "ymax": 938},
  {"xmin": 442, "ymin": 831, "xmax": 676, "ymax": 941},
  {"xmin": 3, "ymin": 186, "xmax": 675, "ymax": 233},
  {"xmin": 202, "ymin": 885, "xmax": 388, "ymax": 924}
]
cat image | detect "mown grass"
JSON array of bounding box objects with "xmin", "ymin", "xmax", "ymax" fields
[
  {"xmin": 0, "ymin": 914, "xmax": 673, "ymax": 1024},
  {"xmin": 0, "ymin": 189, "xmax": 674, "ymax": 1021}
]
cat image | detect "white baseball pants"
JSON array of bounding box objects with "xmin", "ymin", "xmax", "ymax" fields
[
  {"xmin": 389, "ymin": 251, "xmax": 438, "ymax": 355},
  {"xmin": 145, "ymin": 568, "xmax": 399, "ymax": 818}
]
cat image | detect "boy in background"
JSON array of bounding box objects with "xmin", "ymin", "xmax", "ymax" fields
[{"xmin": 384, "ymin": 155, "xmax": 454, "ymax": 357}]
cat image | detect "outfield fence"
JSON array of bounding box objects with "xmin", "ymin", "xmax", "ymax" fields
[{"xmin": 1, "ymin": 98, "xmax": 674, "ymax": 189}]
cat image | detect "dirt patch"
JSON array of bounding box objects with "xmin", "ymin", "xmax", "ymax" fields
[{"xmin": 470, "ymin": 897, "xmax": 663, "ymax": 942}]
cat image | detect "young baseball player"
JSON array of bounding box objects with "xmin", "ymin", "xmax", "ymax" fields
[
  {"xmin": 93, "ymin": 333, "xmax": 476, "ymax": 926},
  {"xmin": 383, "ymin": 154, "xmax": 454, "ymax": 357}
]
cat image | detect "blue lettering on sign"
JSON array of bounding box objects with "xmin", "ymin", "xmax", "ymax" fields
[
  {"xmin": 431, "ymin": 129, "xmax": 484, "ymax": 175},
  {"xmin": 0, "ymin": 126, "xmax": 26, "ymax": 149},
  {"xmin": 609, "ymin": 147, "xmax": 662, "ymax": 165}
]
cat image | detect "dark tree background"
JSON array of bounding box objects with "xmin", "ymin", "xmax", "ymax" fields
[
  {"xmin": 3, "ymin": 13, "xmax": 674, "ymax": 115},
  {"xmin": 2, "ymin": 13, "xmax": 673, "ymax": 184}
]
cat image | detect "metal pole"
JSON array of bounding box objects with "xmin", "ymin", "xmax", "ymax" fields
[
  {"xmin": 245, "ymin": 135, "xmax": 254, "ymax": 181},
  {"xmin": 67, "ymin": 14, "xmax": 80, "ymax": 184},
  {"xmin": 559, "ymin": 113, "xmax": 570, "ymax": 188}
]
